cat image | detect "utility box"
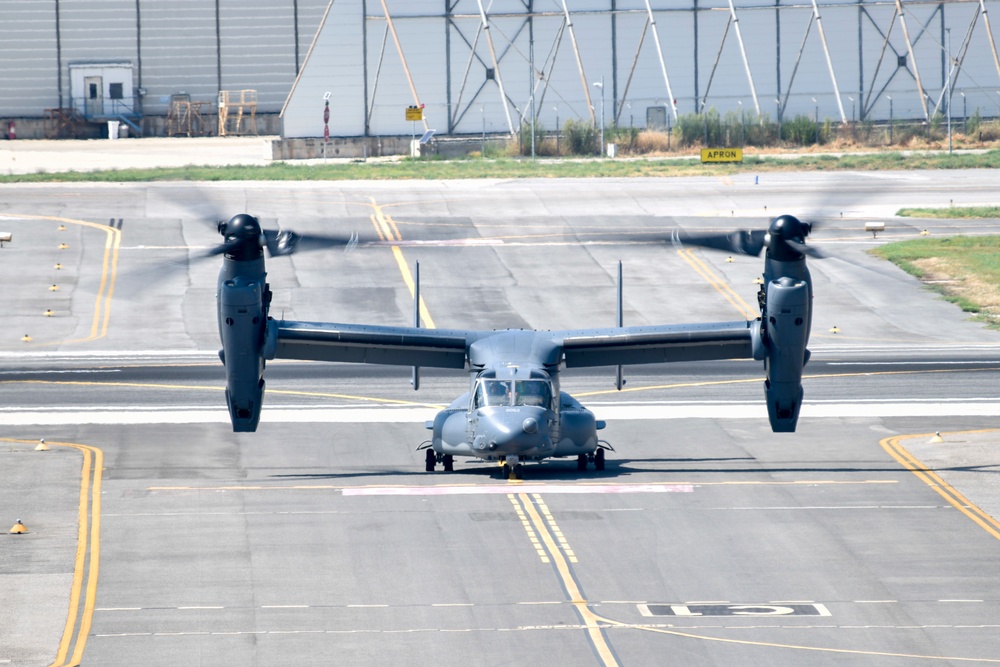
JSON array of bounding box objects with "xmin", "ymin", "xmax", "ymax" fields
[{"xmin": 646, "ymin": 106, "xmax": 668, "ymax": 130}]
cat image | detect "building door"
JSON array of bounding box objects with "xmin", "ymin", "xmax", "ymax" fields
[{"xmin": 84, "ymin": 76, "xmax": 103, "ymax": 117}]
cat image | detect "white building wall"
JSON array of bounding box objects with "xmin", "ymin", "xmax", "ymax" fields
[
  {"xmin": 0, "ymin": 0, "xmax": 329, "ymax": 118},
  {"xmin": 282, "ymin": 0, "xmax": 367, "ymax": 137},
  {"xmin": 2, "ymin": 0, "xmax": 997, "ymax": 133}
]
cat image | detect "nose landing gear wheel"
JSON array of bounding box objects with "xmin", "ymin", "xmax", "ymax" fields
[
  {"xmin": 425, "ymin": 448, "xmax": 436, "ymax": 472},
  {"xmin": 594, "ymin": 448, "xmax": 605, "ymax": 471},
  {"xmin": 576, "ymin": 454, "xmax": 588, "ymax": 471},
  {"xmin": 443, "ymin": 454, "xmax": 454, "ymax": 472}
]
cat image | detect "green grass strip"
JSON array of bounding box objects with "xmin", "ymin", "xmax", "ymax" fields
[
  {"xmin": 2, "ymin": 149, "xmax": 1000, "ymax": 183},
  {"xmin": 896, "ymin": 206, "xmax": 1000, "ymax": 219}
]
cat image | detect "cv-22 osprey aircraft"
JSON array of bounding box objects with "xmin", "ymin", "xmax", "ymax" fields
[{"xmin": 212, "ymin": 213, "xmax": 816, "ymax": 479}]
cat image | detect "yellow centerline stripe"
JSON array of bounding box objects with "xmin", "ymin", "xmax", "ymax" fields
[
  {"xmin": 11, "ymin": 214, "xmax": 121, "ymax": 346},
  {"xmin": 507, "ymin": 495, "xmax": 550, "ymax": 563},
  {"xmin": 880, "ymin": 430, "xmax": 1000, "ymax": 541},
  {"xmin": 368, "ymin": 198, "xmax": 436, "ymax": 329},
  {"xmin": 678, "ymin": 248, "xmax": 757, "ymax": 319},
  {"xmin": 2, "ymin": 438, "xmax": 102, "ymax": 667},
  {"xmin": 575, "ymin": 365, "xmax": 1000, "ymax": 398},
  {"xmin": 534, "ymin": 494, "xmax": 578, "ymax": 563},
  {"xmin": 594, "ymin": 618, "xmax": 1000, "ymax": 662},
  {"xmin": 516, "ymin": 493, "xmax": 619, "ymax": 667},
  {"xmin": 0, "ymin": 380, "xmax": 445, "ymax": 408}
]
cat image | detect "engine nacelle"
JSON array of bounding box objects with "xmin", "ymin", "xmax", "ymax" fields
[
  {"xmin": 761, "ymin": 276, "xmax": 810, "ymax": 432},
  {"xmin": 219, "ymin": 275, "xmax": 267, "ymax": 432}
]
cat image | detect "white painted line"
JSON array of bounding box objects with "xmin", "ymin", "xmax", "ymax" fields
[
  {"xmin": 5, "ymin": 401, "xmax": 999, "ymax": 425},
  {"xmin": 177, "ymin": 606, "xmax": 224, "ymax": 610},
  {"xmin": 342, "ymin": 484, "xmax": 694, "ymax": 497},
  {"xmin": 261, "ymin": 605, "xmax": 310, "ymax": 609}
]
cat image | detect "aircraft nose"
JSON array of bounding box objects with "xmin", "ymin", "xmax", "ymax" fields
[{"xmin": 477, "ymin": 407, "xmax": 548, "ymax": 453}]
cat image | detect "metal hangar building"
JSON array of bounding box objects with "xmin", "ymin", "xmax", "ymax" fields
[{"xmin": 1, "ymin": 0, "xmax": 999, "ymax": 139}]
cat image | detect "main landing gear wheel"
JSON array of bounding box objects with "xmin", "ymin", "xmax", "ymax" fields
[
  {"xmin": 443, "ymin": 454, "xmax": 454, "ymax": 472},
  {"xmin": 425, "ymin": 448, "xmax": 436, "ymax": 472},
  {"xmin": 594, "ymin": 448, "xmax": 605, "ymax": 471}
]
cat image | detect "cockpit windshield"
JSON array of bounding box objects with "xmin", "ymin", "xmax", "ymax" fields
[{"xmin": 474, "ymin": 379, "xmax": 552, "ymax": 409}]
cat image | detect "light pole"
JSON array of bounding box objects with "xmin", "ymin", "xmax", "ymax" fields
[
  {"xmin": 554, "ymin": 105, "xmax": 559, "ymax": 156},
  {"xmin": 776, "ymin": 98, "xmax": 782, "ymax": 142},
  {"xmin": 481, "ymin": 105, "xmax": 486, "ymax": 157},
  {"xmin": 701, "ymin": 100, "xmax": 708, "ymax": 146},
  {"xmin": 946, "ymin": 28, "xmax": 953, "ymax": 153},
  {"xmin": 848, "ymin": 96, "xmax": 855, "ymax": 141},
  {"xmin": 738, "ymin": 100, "xmax": 744, "ymax": 147},
  {"xmin": 593, "ymin": 77, "xmax": 605, "ymax": 156},
  {"xmin": 812, "ymin": 97, "xmax": 819, "ymax": 144},
  {"xmin": 887, "ymin": 96, "xmax": 893, "ymax": 144},
  {"xmin": 960, "ymin": 91, "xmax": 967, "ymax": 134}
]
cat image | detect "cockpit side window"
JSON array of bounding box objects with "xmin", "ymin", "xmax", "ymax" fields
[
  {"xmin": 514, "ymin": 380, "xmax": 553, "ymax": 408},
  {"xmin": 474, "ymin": 379, "xmax": 512, "ymax": 408}
]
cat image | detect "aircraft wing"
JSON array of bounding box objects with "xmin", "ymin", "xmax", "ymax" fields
[
  {"xmin": 556, "ymin": 321, "xmax": 757, "ymax": 367},
  {"xmin": 268, "ymin": 320, "xmax": 476, "ymax": 369}
]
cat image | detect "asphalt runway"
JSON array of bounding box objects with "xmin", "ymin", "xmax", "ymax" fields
[{"xmin": 2, "ymin": 173, "xmax": 1000, "ymax": 665}]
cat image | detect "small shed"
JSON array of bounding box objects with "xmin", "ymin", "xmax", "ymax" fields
[{"xmin": 68, "ymin": 62, "xmax": 137, "ymax": 120}]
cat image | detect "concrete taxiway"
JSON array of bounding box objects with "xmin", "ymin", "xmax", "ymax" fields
[{"xmin": 2, "ymin": 170, "xmax": 1000, "ymax": 665}]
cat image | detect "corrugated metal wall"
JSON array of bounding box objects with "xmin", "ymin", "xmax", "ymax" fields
[
  {"xmin": 0, "ymin": 1, "xmax": 60, "ymax": 116},
  {"xmin": 3, "ymin": 0, "xmax": 999, "ymax": 135},
  {"xmin": 282, "ymin": 0, "xmax": 1000, "ymax": 138},
  {"xmin": 0, "ymin": 0, "xmax": 329, "ymax": 117}
]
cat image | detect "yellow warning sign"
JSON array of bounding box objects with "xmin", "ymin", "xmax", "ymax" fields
[
  {"xmin": 405, "ymin": 106, "xmax": 423, "ymax": 121},
  {"xmin": 700, "ymin": 148, "xmax": 743, "ymax": 163}
]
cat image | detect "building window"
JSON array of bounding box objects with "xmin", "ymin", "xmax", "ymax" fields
[{"xmin": 109, "ymin": 83, "xmax": 124, "ymax": 100}]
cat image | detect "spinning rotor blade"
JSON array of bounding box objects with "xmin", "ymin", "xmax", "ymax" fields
[
  {"xmin": 262, "ymin": 229, "xmax": 360, "ymax": 257},
  {"xmin": 670, "ymin": 214, "xmax": 824, "ymax": 261},
  {"xmin": 202, "ymin": 238, "xmax": 243, "ymax": 258},
  {"xmin": 674, "ymin": 229, "xmax": 768, "ymax": 257},
  {"xmin": 785, "ymin": 237, "xmax": 826, "ymax": 259}
]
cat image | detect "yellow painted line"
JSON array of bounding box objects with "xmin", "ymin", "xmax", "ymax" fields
[
  {"xmin": 880, "ymin": 430, "xmax": 1000, "ymax": 541},
  {"xmin": 0, "ymin": 380, "xmax": 445, "ymax": 409},
  {"xmin": 507, "ymin": 495, "xmax": 549, "ymax": 563},
  {"xmin": 368, "ymin": 198, "xmax": 436, "ymax": 329},
  {"xmin": 534, "ymin": 494, "xmax": 578, "ymax": 563},
  {"xmin": 678, "ymin": 248, "xmax": 757, "ymax": 319},
  {"xmin": 593, "ymin": 617, "xmax": 1000, "ymax": 662},
  {"xmin": 9, "ymin": 214, "xmax": 121, "ymax": 347},
  {"xmin": 516, "ymin": 493, "xmax": 619, "ymax": 666},
  {"xmin": 1, "ymin": 438, "xmax": 102, "ymax": 667},
  {"xmin": 547, "ymin": 429, "xmax": 1000, "ymax": 662},
  {"xmin": 575, "ymin": 365, "xmax": 1000, "ymax": 398}
]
